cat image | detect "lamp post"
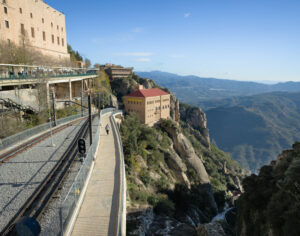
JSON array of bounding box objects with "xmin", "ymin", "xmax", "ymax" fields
[
  {"xmin": 88, "ymin": 93, "xmax": 92, "ymax": 145},
  {"xmin": 48, "ymin": 106, "xmax": 55, "ymax": 147},
  {"xmin": 48, "ymin": 88, "xmax": 55, "ymax": 147}
]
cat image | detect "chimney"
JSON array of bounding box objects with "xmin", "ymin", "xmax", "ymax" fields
[{"xmin": 134, "ymin": 84, "xmax": 144, "ymax": 91}]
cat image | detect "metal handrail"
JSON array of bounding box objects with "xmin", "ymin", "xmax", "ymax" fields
[
  {"xmin": 0, "ymin": 112, "xmax": 88, "ymax": 151},
  {"xmin": 0, "ymin": 63, "xmax": 99, "ymax": 81},
  {"xmin": 111, "ymin": 110, "xmax": 126, "ymax": 236}
]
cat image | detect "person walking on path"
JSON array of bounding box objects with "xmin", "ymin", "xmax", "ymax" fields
[{"xmin": 105, "ymin": 124, "xmax": 110, "ymax": 135}]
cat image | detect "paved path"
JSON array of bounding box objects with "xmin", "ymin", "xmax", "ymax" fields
[{"xmin": 71, "ymin": 114, "xmax": 120, "ymax": 236}]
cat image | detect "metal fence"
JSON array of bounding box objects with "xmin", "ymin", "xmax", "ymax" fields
[
  {"xmin": 111, "ymin": 111, "xmax": 126, "ymax": 236},
  {"xmin": 41, "ymin": 108, "xmax": 117, "ymax": 236},
  {"xmin": 0, "ymin": 64, "xmax": 98, "ymax": 81},
  {"xmin": 0, "ymin": 112, "xmax": 88, "ymax": 151}
]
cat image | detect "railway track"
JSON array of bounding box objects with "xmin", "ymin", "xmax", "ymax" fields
[
  {"xmin": 0, "ymin": 115, "xmax": 94, "ymax": 236},
  {"xmin": 0, "ymin": 117, "xmax": 85, "ymax": 166}
]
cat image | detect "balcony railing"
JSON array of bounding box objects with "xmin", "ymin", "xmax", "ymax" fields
[{"xmin": 0, "ymin": 64, "xmax": 98, "ymax": 81}]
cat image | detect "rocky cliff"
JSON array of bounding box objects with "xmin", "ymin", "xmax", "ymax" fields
[
  {"xmin": 236, "ymin": 142, "xmax": 300, "ymax": 236},
  {"xmin": 107, "ymin": 73, "xmax": 245, "ymax": 235}
]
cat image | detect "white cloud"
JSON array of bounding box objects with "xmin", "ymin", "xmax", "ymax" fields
[
  {"xmin": 169, "ymin": 54, "xmax": 185, "ymax": 59},
  {"xmin": 131, "ymin": 27, "xmax": 144, "ymax": 33},
  {"xmin": 115, "ymin": 52, "xmax": 154, "ymax": 57},
  {"xmin": 136, "ymin": 58, "xmax": 151, "ymax": 62},
  {"xmin": 184, "ymin": 13, "xmax": 191, "ymax": 18}
]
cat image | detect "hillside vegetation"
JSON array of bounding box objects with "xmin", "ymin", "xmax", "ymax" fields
[
  {"xmin": 109, "ymin": 73, "xmax": 245, "ymax": 235},
  {"xmin": 204, "ymin": 92, "xmax": 300, "ymax": 172},
  {"xmin": 236, "ymin": 142, "xmax": 300, "ymax": 236},
  {"xmin": 121, "ymin": 114, "xmax": 244, "ymax": 235}
]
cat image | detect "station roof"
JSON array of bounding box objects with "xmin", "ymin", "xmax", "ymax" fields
[{"xmin": 126, "ymin": 88, "xmax": 169, "ymax": 98}]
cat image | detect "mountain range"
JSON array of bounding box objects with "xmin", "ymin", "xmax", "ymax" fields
[
  {"xmin": 137, "ymin": 71, "xmax": 300, "ymax": 172},
  {"xmin": 137, "ymin": 71, "xmax": 300, "ymax": 106}
]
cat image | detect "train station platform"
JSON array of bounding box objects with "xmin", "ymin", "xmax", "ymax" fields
[{"xmin": 70, "ymin": 114, "xmax": 121, "ymax": 236}]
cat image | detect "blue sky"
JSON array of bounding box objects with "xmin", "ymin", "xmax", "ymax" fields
[{"xmin": 48, "ymin": 0, "xmax": 300, "ymax": 82}]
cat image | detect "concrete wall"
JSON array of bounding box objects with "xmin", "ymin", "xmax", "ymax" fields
[
  {"xmin": 0, "ymin": 88, "xmax": 39, "ymax": 110},
  {"xmin": 0, "ymin": 0, "xmax": 69, "ymax": 60}
]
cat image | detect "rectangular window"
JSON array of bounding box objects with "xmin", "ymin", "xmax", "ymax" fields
[
  {"xmin": 42, "ymin": 18, "xmax": 44, "ymax": 23},
  {"xmin": 43, "ymin": 31, "xmax": 46, "ymax": 41},
  {"xmin": 61, "ymin": 27, "xmax": 63, "ymax": 32},
  {"xmin": 5, "ymin": 20, "xmax": 9, "ymax": 28},
  {"xmin": 3, "ymin": 0, "xmax": 6, "ymax": 3},
  {"xmin": 52, "ymin": 34, "xmax": 54, "ymax": 43},
  {"xmin": 7, "ymin": 39, "xmax": 10, "ymax": 44},
  {"xmin": 31, "ymin": 27, "xmax": 35, "ymax": 38},
  {"xmin": 57, "ymin": 25, "xmax": 59, "ymax": 30},
  {"xmin": 4, "ymin": 7, "xmax": 7, "ymax": 14},
  {"xmin": 62, "ymin": 38, "xmax": 64, "ymax": 46},
  {"xmin": 19, "ymin": 8, "xmax": 22, "ymax": 14},
  {"xmin": 57, "ymin": 36, "xmax": 60, "ymax": 45},
  {"xmin": 51, "ymin": 22, "xmax": 53, "ymax": 28},
  {"xmin": 30, "ymin": 13, "xmax": 33, "ymax": 18},
  {"xmin": 21, "ymin": 24, "xmax": 25, "ymax": 35}
]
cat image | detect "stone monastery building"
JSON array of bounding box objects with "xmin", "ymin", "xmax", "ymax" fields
[
  {"xmin": 0, "ymin": 0, "xmax": 69, "ymax": 60},
  {"xmin": 124, "ymin": 85, "xmax": 171, "ymax": 126}
]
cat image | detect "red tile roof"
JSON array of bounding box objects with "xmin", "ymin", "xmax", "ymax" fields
[{"xmin": 126, "ymin": 88, "xmax": 169, "ymax": 98}]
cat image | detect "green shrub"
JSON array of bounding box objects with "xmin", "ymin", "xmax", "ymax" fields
[
  {"xmin": 147, "ymin": 195, "xmax": 159, "ymax": 206},
  {"xmin": 155, "ymin": 175, "xmax": 169, "ymax": 191},
  {"xmin": 139, "ymin": 168, "xmax": 152, "ymax": 186}
]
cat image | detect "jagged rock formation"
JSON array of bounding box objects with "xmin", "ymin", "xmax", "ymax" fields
[
  {"xmin": 197, "ymin": 222, "xmax": 226, "ymax": 236},
  {"xmin": 110, "ymin": 77, "xmax": 137, "ymax": 100},
  {"xmin": 170, "ymin": 94, "xmax": 180, "ymax": 122},
  {"xmin": 236, "ymin": 142, "xmax": 300, "ymax": 236},
  {"xmin": 109, "ymin": 94, "xmax": 118, "ymax": 108},
  {"xmin": 160, "ymin": 120, "xmax": 210, "ymax": 184},
  {"xmin": 180, "ymin": 103, "xmax": 210, "ymax": 148}
]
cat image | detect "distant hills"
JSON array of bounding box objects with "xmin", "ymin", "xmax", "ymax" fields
[
  {"xmin": 137, "ymin": 71, "xmax": 300, "ymax": 106},
  {"xmin": 205, "ymin": 92, "xmax": 300, "ymax": 172},
  {"xmin": 137, "ymin": 71, "xmax": 300, "ymax": 172}
]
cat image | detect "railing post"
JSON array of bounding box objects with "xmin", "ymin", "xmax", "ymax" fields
[{"xmin": 59, "ymin": 207, "xmax": 64, "ymax": 236}]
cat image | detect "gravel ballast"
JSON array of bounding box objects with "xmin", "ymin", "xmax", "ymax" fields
[{"xmin": 0, "ymin": 119, "xmax": 87, "ymax": 233}]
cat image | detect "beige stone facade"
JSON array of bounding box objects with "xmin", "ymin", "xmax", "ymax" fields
[
  {"xmin": 124, "ymin": 87, "xmax": 170, "ymax": 126},
  {"xmin": 102, "ymin": 64, "xmax": 134, "ymax": 80},
  {"xmin": 0, "ymin": 0, "xmax": 69, "ymax": 60}
]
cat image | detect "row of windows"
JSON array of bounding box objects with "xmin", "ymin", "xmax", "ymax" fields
[
  {"xmin": 3, "ymin": 6, "xmax": 64, "ymax": 32},
  {"xmin": 128, "ymin": 100, "xmax": 141, "ymax": 105},
  {"xmin": 128, "ymin": 109, "xmax": 140, "ymax": 113},
  {"xmin": 147, "ymin": 105, "xmax": 169, "ymax": 113},
  {"xmin": 146, "ymin": 99, "xmax": 167, "ymax": 105},
  {"xmin": 15, "ymin": 23, "xmax": 64, "ymax": 46}
]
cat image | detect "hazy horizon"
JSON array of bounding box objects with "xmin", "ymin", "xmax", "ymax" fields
[{"xmin": 135, "ymin": 70, "xmax": 291, "ymax": 84}]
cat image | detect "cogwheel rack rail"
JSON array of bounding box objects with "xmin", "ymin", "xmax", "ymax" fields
[{"xmin": 0, "ymin": 115, "xmax": 94, "ymax": 236}]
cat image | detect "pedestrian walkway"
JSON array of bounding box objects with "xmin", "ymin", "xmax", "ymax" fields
[{"xmin": 71, "ymin": 114, "xmax": 120, "ymax": 236}]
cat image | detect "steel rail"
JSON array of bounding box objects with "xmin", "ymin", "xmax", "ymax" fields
[
  {"xmin": 0, "ymin": 117, "xmax": 85, "ymax": 166},
  {"xmin": 0, "ymin": 116, "xmax": 94, "ymax": 236}
]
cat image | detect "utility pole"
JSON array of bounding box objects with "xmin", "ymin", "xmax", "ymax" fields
[
  {"xmin": 81, "ymin": 80, "xmax": 84, "ymax": 117},
  {"xmin": 51, "ymin": 90, "xmax": 56, "ymax": 126},
  {"xmin": 88, "ymin": 94, "xmax": 92, "ymax": 145}
]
